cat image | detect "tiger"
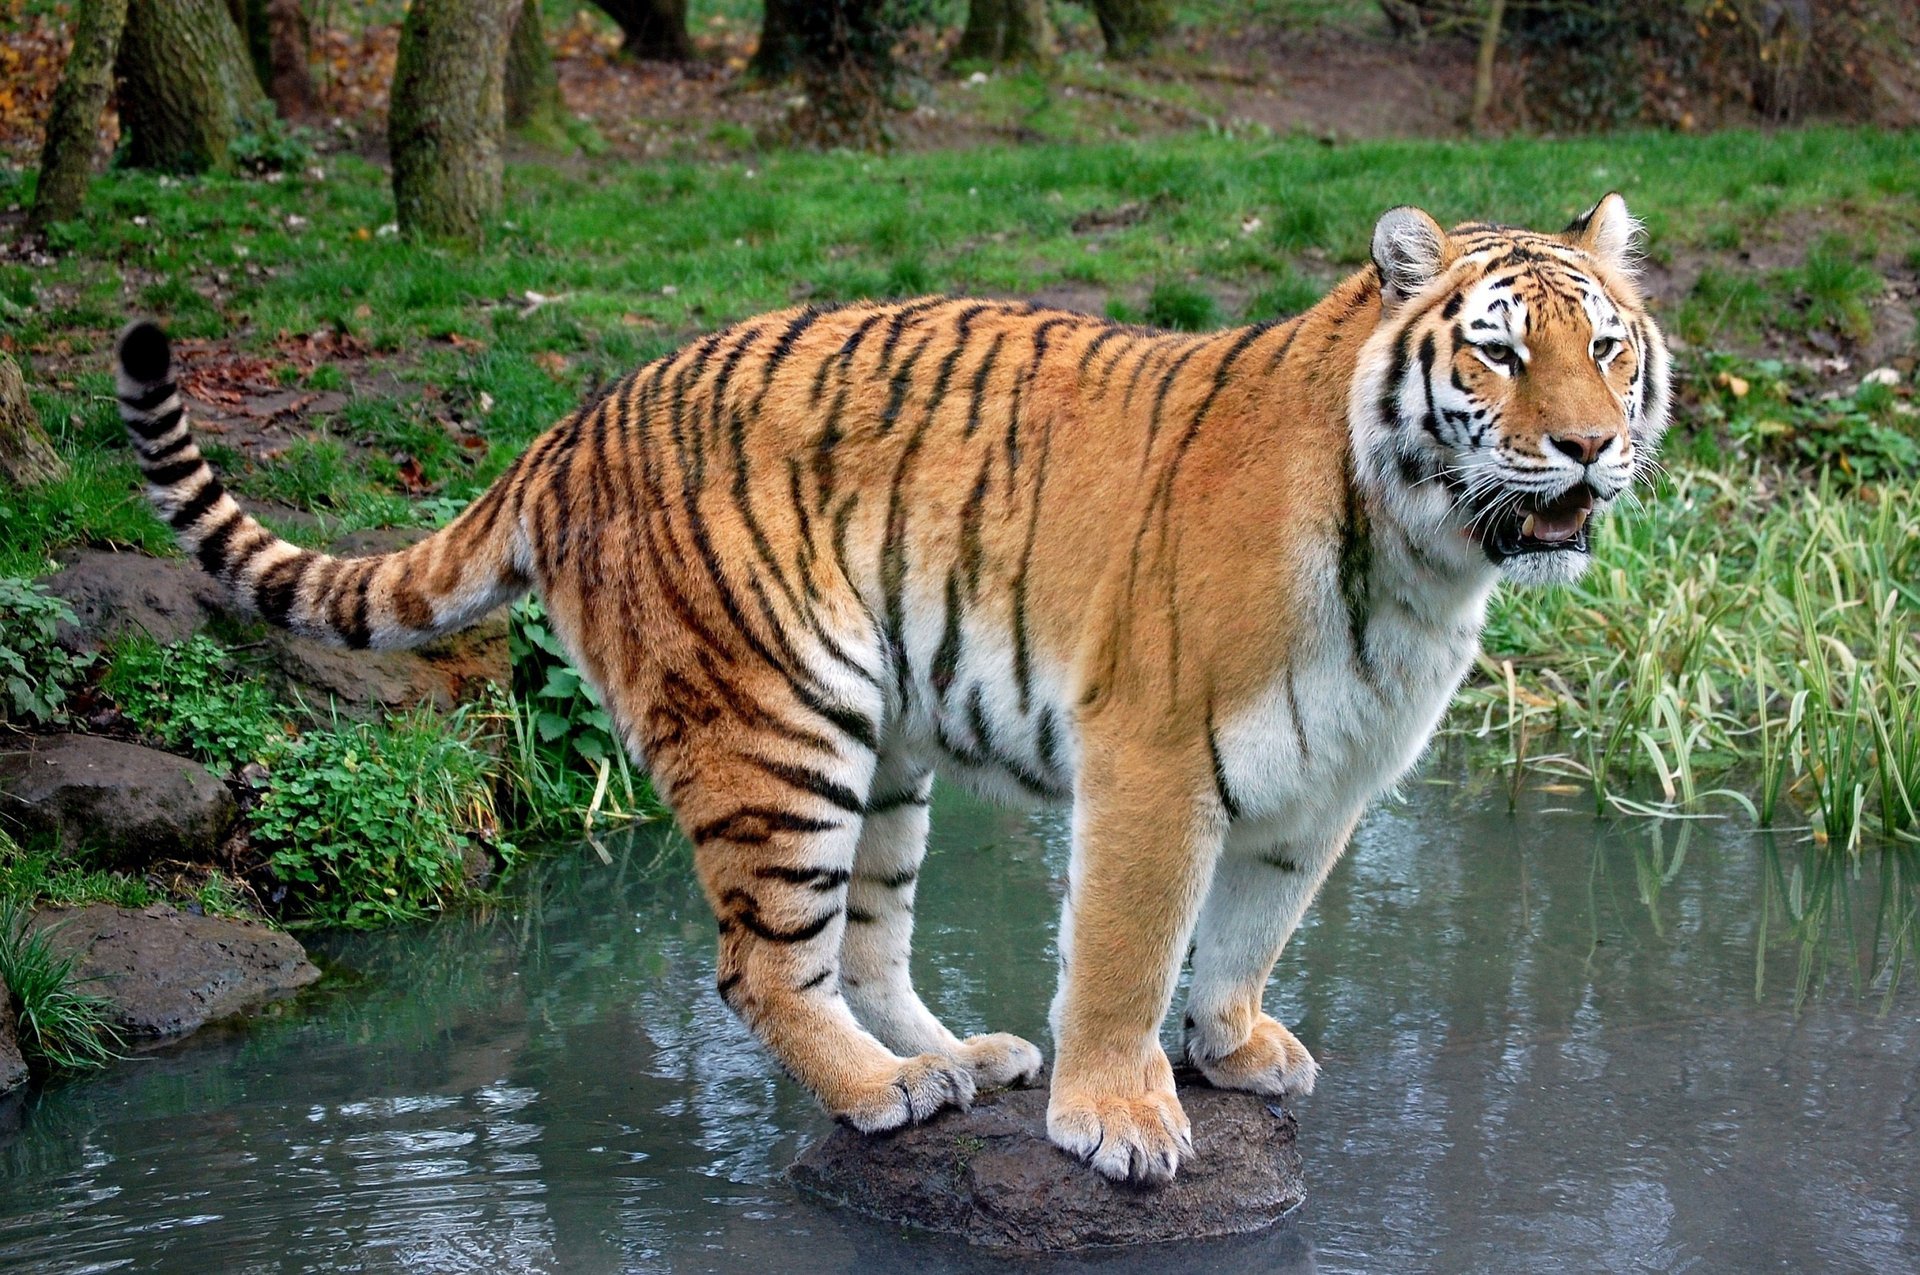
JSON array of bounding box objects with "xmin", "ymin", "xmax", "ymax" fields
[{"xmin": 113, "ymin": 193, "xmax": 1669, "ymax": 1184}]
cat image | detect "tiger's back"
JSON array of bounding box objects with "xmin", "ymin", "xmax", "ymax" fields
[{"xmin": 116, "ymin": 192, "xmax": 1668, "ymax": 1184}]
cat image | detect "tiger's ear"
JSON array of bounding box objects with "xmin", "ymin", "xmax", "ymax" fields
[
  {"xmin": 1371, "ymin": 206, "xmax": 1450, "ymax": 311},
  {"xmin": 1565, "ymin": 192, "xmax": 1642, "ymax": 275}
]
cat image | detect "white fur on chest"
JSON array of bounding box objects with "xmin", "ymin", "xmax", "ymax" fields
[{"xmin": 1215, "ymin": 566, "xmax": 1492, "ymax": 841}]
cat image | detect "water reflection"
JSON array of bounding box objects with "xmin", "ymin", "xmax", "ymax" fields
[{"xmin": 0, "ymin": 775, "xmax": 1914, "ymax": 1274}]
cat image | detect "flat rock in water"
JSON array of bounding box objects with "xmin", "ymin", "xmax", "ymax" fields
[
  {"xmin": 790, "ymin": 1071, "xmax": 1304, "ymax": 1252},
  {"xmin": 0, "ymin": 734, "xmax": 235, "ymax": 867},
  {"xmin": 30, "ymin": 904, "xmax": 320, "ymax": 1040}
]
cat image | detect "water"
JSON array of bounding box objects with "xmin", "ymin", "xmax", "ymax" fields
[{"xmin": 1, "ymin": 772, "xmax": 1915, "ymax": 1274}]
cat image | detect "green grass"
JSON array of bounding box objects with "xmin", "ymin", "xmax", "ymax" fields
[{"xmin": 0, "ymin": 895, "xmax": 123, "ymax": 1072}]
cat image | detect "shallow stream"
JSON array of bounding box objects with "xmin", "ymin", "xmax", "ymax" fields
[{"xmin": 1, "ymin": 773, "xmax": 1915, "ymax": 1273}]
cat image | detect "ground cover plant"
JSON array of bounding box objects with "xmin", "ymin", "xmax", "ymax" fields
[{"xmin": 2, "ymin": 121, "xmax": 1915, "ymax": 938}]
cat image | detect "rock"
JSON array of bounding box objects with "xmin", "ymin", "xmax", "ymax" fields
[
  {"xmin": 0, "ymin": 975, "xmax": 29, "ymax": 1093},
  {"xmin": 0, "ymin": 735, "xmax": 235, "ymax": 867},
  {"xmin": 266, "ymin": 618, "xmax": 508, "ymax": 721},
  {"xmin": 29, "ymin": 903, "xmax": 320, "ymax": 1041},
  {"xmin": 790, "ymin": 1070, "xmax": 1304, "ymax": 1252},
  {"xmin": 41, "ymin": 550, "xmax": 226, "ymax": 651}
]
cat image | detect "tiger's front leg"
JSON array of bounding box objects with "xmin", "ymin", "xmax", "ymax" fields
[{"xmin": 1045, "ymin": 730, "xmax": 1228, "ymax": 1184}]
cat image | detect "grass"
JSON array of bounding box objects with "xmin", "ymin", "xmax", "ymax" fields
[{"xmin": 0, "ymin": 894, "xmax": 123, "ymax": 1071}]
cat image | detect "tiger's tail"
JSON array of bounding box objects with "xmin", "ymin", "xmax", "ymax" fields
[{"xmin": 114, "ymin": 319, "xmax": 535, "ymax": 650}]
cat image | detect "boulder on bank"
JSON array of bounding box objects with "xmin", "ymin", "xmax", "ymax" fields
[
  {"xmin": 790, "ymin": 1070, "xmax": 1304, "ymax": 1252},
  {"xmin": 29, "ymin": 903, "xmax": 320, "ymax": 1040},
  {"xmin": 42, "ymin": 550, "xmax": 225, "ymax": 650},
  {"xmin": 0, "ymin": 734, "xmax": 235, "ymax": 867},
  {"xmin": 265, "ymin": 618, "xmax": 509, "ymax": 721}
]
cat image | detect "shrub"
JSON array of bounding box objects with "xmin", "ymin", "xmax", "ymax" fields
[
  {"xmin": 0, "ymin": 577, "xmax": 91, "ymax": 726},
  {"xmin": 1144, "ymin": 280, "xmax": 1219, "ymax": 332},
  {"xmin": 101, "ymin": 634, "xmax": 286, "ymax": 773},
  {"xmin": 249, "ymin": 709, "xmax": 508, "ymax": 928}
]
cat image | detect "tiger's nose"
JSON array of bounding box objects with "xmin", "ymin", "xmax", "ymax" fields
[{"xmin": 1547, "ymin": 433, "xmax": 1613, "ymax": 465}]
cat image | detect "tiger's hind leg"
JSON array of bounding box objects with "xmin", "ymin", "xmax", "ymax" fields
[
  {"xmin": 664, "ymin": 721, "xmax": 977, "ymax": 1132},
  {"xmin": 840, "ymin": 758, "xmax": 1043, "ymax": 1090}
]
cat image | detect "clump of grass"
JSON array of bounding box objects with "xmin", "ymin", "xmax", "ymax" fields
[
  {"xmin": 1795, "ymin": 234, "xmax": 1880, "ymax": 343},
  {"xmin": 0, "ymin": 832, "xmax": 155, "ymax": 910},
  {"xmin": 0, "ymin": 898, "xmax": 123, "ymax": 1072},
  {"xmin": 1245, "ymin": 267, "xmax": 1322, "ymax": 320},
  {"xmin": 1457, "ymin": 465, "xmax": 1919, "ymax": 848},
  {"xmin": 1144, "ymin": 280, "xmax": 1219, "ymax": 331}
]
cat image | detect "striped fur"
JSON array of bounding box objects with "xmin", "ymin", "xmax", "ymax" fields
[{"xmin": 114, "ymin": 193, "xmax": 1668, "ymax": 1184}]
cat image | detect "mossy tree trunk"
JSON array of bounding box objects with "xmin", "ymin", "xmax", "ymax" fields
[
  {"xmin": 506, "ymin": 0, "xmax": 568, "ymax": 143},
  {"xmin": 28, "ymin": 0, "xmax": 128, "ymax": 235},
  {"xmin": 116, "ymin": 0, "xmax": 272, "ymax": 173},
  {"xmin": 954, "ymin": 0, "xmax": 1056, "ymax": 65},
  {"xmin": 0, "ymin": 356, "xmax": 68, "ymax": 490},
  {"xmin": 750, "ymin": 0, "xmax": 804, "ymax": 80},
  {"xmin": 594, "ymin": 0, "xmax": 693, "ymax": 61},
  {"xmin": 788, "ymin": 0, "xmax": 900, "ymax": 150},
  {"xmin": 1090, "ymin": 0, "xmax": 1171, "ymax": 58},
  {"xmin": 389, "ymin": 0, "xmax": 519, "ymax": 247}
]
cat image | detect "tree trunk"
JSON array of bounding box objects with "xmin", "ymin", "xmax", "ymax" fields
[
  {"xmin": 1090, "ymin": 0, "xmax": 1172, "ymax": 59},
  {"xmin": 954, "ymin": 0, "xmax": 1055, "ymax": 65},
  {"xmin": 788, "ymin": 0, "xmax": 898, "ymax": 150},
  {"xmin": 225, "ymin": 0, "xmax": 271, "ymax": 88},
  {"xmin": 594, "ymin": 0, "xmax": 693, "ymax": 61},
  {"xmin": 0, "ymin": 356, "xmax": 68, "ymax": 490},
  {"xmin": 751, "ymin": 0, "xmax": 803, "ymax": 80},
  {"xmin": 1470, "ymin": 0, "xmax": 1505, "ymax": 133},
  {"xmin": 265, "ymin": 0, "xmax": 312, "ymax": 118},
  {"xmin": 28, "ymin": 0, "xmax": 128, "ymax": 235},
  {"xmin": 506, "ymin": 0, "xmax": 568, "ymax": 143},
  {"xmin": 389, "ymin": 0, "xmax": 519, "ymax": 247},
  {"xmin": 116, "ymin": 0, "xmax": 272, "ymax": 173}
]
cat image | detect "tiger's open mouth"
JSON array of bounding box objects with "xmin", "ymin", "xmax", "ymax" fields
[{"xmin": 1475, "ymin": 483, "xmax": 1595, "ymax": 561}]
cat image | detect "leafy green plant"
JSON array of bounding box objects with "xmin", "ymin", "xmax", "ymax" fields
[
  {"xmin": 228, "ymin": 120, "xmax": 317, "ymax": 177},
  {"xmin": 0, "ymin": 577, "xmax": 92, "ymax": 725},
  {"xmin": 101, "ymin": 634, "xmax": 287, "ymax": 773},
  {"xmin": 0, "ymin": 831, "xmax": 155, "ymax": 910},
  {"xmin": 499, "ymin": 599, "xmax": 662, "ymax": 835},
  {"xmin": 0, "ymin": 898, "xmax": 123, "ymax": 1071},
  {"xmin": 249, "ymin": 709, "xmax": 508, "ymax": 928}
]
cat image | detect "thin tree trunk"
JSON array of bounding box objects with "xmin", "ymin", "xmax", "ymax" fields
[
  {"xmin": 1470, "ymin": 0, "xmax": 1505, "ymax": 133},
  {"xmin": 506, "ymin": 0, "xmax": 567, "ymax": 143},
  {"xmin": 788, "ymin": 0, "xmax": 897, "ymax": 150},
  {"xmin": 751, "ymin": 0, "xmax": 803, "ymax": 80},
  {"xmin": 1090, "ymin": 0, "xmax": 1171, "ymax": 59},
  {"xmin": 594, "ymin": 0, "xmax": 693, "ymax": 61},
  {"xmin": 955, "ymin": 0, "xmax": 1055, "ymax": 65},
  {"xmin": 116, "ymin": 0, "xmax": 272, "ymax": 173},
  {"xmin": 0, "ymin": 356, "xmax": 68, "ymax": 490},
  {"xmin": 265, "ymin": 0, "xmax": 312, "ymax": 118},
  {"xmin": 28, "ymin": 0, "xmax": 128, "ymax": 235},
  {"xmin": 389, "ymin": 0, "xmax": 519, "ymax": 246}
]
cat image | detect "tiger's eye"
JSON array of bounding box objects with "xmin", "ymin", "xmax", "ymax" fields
[
  {"xmin": 1592, "ymin": 337, "xmax": 1620, "ymax": 362},
  {"xmin": 1481, "ymin": 343, "xmax": 1520, "ymax": 372}
]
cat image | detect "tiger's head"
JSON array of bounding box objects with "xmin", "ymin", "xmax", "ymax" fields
[{"xmin": 1352, "ymin": 193, "xmax": 1672, "ymax": 588}]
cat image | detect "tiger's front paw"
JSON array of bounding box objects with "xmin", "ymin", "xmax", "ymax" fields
[
  {"xmin": 835, "ymin": 1054, "xmax": 977, "ymax": 1133},
  {"xmin": 1046, "ymin": 1075, "xmax": 1192, "ymax": 1185},
  {"xmin": 952, "ymin": 1032, "xmax": 1043, "ymax": 1089},
  {"xmin": 1187, "ymin": 1012, "xmax": 1319, "ymax": 1098}
]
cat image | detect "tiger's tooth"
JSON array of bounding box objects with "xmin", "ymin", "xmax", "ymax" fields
[
  {"xmin": 1573, "ymin": 509, "xmax": 1590, "ymax": 531},
  {"xmin": 1522, "ymin": 514, "xmax": 1537, "ymax": 538}
]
